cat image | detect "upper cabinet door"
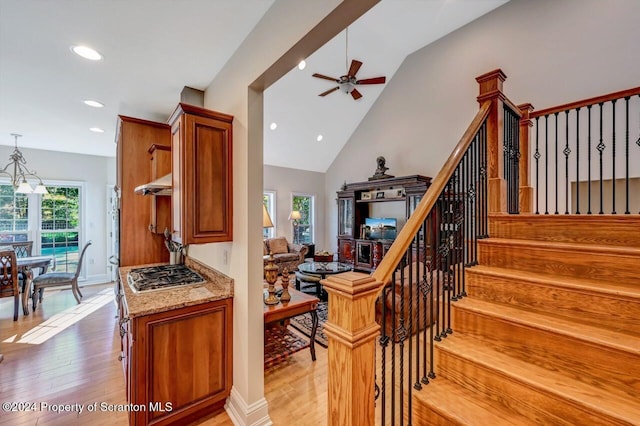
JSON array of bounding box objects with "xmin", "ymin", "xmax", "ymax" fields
[
  {"xmin": 170, "ymin": 104, "xmax": 233, "ymax": 245},
  {"xmin": 337, "ymin": 194, "xmax": 354, "ymax": 238}
]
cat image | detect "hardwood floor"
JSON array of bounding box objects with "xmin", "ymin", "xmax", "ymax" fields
[{"xmin": 0, "ymin": 283, "xmax": 328, "ymax": 425}]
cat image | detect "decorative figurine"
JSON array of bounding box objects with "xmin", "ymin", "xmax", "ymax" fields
[
  {"xmin": 369, "ymin": 156, "xmax": 395, "ymax": 181},
  {"xmin": 263, "ymin": 252, "xmax": 280, "ymax": 305},
  {"xmin": 280, "ymin": 267, "xmax": 291, "ymax": 302}
]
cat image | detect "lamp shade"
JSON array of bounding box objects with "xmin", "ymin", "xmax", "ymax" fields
[
  {"xmin": 288, "ymin": 210, "xmax": 302, "ymax": 221},
  {"xmin": 262, "ymin": 204, "xmax": 274, "ymax": 228},
  {"xmin": 16, "ymin": 181, "xmax": 33, "ymax": 194}
]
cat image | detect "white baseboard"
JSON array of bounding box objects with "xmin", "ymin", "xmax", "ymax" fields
[
  {"xmin": 225, "ymin": 386, "xmax": 272, "ymax": 426},
  {"xmin": 80, "ymin": 275, "xmax": 112, "ymax": 286}
]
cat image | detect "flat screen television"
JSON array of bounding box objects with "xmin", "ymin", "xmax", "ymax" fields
[{"xmin": 364, "ymin": 217, "xmax": 397, "ymax": 240}]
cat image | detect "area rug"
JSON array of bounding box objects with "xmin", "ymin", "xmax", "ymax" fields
[
  {"xmin": 289, "ymin": 301, "xmax": 328, "ymax": 348},
  {"xmin": 264, "ymin": 326, "xmax": 309, "ymax": 369}
]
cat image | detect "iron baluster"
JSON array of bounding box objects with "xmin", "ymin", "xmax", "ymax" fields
[
  {"xmin": 564, "ymin": 110, "xmax": 570, "ymax": 214},
  {"xmin": 535, "ymin": 117, "xmax": 540, "ymax": 214},
  {"xmin": 598, "ymin": 103, "xmax": 604, "ymax": 214},
  {"xmin": 545, "ymin": 115, "xmax": 549, "ymax": 214},
  {"xmin": 587, "ymin": 105, "xmax": 592, "ymax": 214},
  {"xmin": 612, "ymin": 99, "xmax": 617, "ymax": 214},
  {"xmin": 625, "ymin": 97, "xmax": 630, "ymax": 214},
  {"xmin": 575, "ymin": 108, "xmax": 580, "ymax": 214},
  {"xmin": 555, "ymin": 112, "xmax": 560, "ymax": 214}
]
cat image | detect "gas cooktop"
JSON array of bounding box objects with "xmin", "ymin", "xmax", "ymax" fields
[{"xmin": 127, "ymin": 264, "xmax": 206, "ymax": 293}]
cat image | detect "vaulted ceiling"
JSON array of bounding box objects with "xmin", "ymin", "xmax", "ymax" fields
[{"xmin": 0, "ymin": 0, "xmax": 507, "ymax": 171}]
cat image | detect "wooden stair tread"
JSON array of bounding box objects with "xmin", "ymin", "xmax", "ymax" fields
[
  {"xmin": 454, "ymin": 298, "xmax": 640, "ymax": 356},
  {"xmin": 436, "ymin": 333, "xmax": 640, "ymax": 423},
  {"xmin": 479, "ymin": 237, "xmax": 640, "ymax": 257},
  {"xmin": 467, "ymin": 265, "xmax": 640, "ymax": 298},
  {"xmin": 413, "ymin": 377, "xmax": 533, "ymax": 426}
]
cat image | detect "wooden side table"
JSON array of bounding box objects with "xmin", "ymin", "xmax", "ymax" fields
[{"xmin": 263, "ymin": 287, "xmax": 319, "ymax": 361}]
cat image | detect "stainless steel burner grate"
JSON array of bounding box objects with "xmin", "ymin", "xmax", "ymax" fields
[{"xmin": 127, "ymin": 264, "xmax": 205, "ymax": 292}]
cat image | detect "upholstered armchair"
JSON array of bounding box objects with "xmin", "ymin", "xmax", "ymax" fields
[{"xmin": 263, "ymin": 237, "xmax": 308, "ymax": 275}]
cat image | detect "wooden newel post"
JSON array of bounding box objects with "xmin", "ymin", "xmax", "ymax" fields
[
  {"xmin": 518, "ymin": 103, "xmax": 535, "ymax": 213},
  {"xmin": 322, "ymin": 271, "xmax": 381, "ymax": 426},
  {"xmin": 476, "ymin": 69, "xmax": 508, "ymax": 213}
]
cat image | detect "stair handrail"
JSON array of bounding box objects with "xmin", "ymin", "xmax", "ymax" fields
[
  {"xmin": 530, "ymin": 86, "xmax": 640, "ymax": 119},
  {"xmin": 371, "ymin": 100, "xmax": 491, "ymax": 287}
]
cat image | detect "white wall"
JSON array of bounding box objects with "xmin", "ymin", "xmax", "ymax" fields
[
  {"xmin": 324, "ymin": 0, "xmax": 640, "ymax": 251},
  {"xmin": 264, "ymin": 164, "xmax": 326, "ymax": 250},
  {"xmin": 200, "ymin": 1, "xmax": 371, "ymax": 423},
  {"xmin": 0, "ymin": 145, "xmax": 113, "ymax": 283}
]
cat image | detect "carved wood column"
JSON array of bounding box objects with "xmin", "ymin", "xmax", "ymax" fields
[
  {"xmin": 518, "ymin": 103, "xmax": 535, "ymax": 213},
  {"xmin": 322, "ymin": 271, "xmax": 381, "ymax": 426},
  {"xmin": 476, "ymin": 69, "xmax": 507, "ymax": 213}
]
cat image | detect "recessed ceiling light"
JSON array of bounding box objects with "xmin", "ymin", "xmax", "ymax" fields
[
  {"xmin": 83, "ymin": 100, "xmax": 104, "ymax": 108},
  {"xmin": 316, "ymin": 134, "xmax": 323, "ymax": 142},
  {"xmin": 298, "ymin": 60, "xmax": 306, "ymax": 70},
  {"xmin": 270, "ymin": 122, "xmax": 277, "ymax": 130},
  {"xmin": 89, "ymin": 127, "xmax": 105, "ymax": 133},
  {"xmin": 71, "ymin": 45, "xmax": 103, "ymax": 61}
]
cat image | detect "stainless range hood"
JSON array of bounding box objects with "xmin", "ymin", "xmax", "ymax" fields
[{"xmin": 134, "ymin": 173, "xmax": 172, "ymax": 196}]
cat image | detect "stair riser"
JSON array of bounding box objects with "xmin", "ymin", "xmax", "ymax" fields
[
  {"xmin": 412, "ymin": 405, "xmax": 461, "ymax": 426},
  {"xmin": 478, "ymin": 241, "xmax": 640, "ymax": 285},
  {"xmin": 436, "ymin": 346, "xmax": 629, "ymax": 426},
  {"xmin": 466, "ymin": 270, "xmax": 640, "ymax": 335},
  {"xmin": 452, "ymin": 307, "xmax": 640, "ymax": 398},
  {"xmin": 489, "ymin": 215, "xmax": 640, "ymax": 247}
]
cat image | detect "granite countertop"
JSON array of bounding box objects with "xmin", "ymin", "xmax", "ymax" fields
[{"xmin": 119, "ymin": 257, "xmax": 233, "ymax": 318}]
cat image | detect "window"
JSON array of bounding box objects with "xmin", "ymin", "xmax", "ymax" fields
[
  {"xmin": 0, "ymin": 182, "xmax": 84, "ymax": 276},
  {"xmin": 263, "ymin": 191, "xmax": 276, "ymax": 239},
  {"xmin": 0, "ymin": 185, "xmax": 29, "ymax": 242},
  {"xmin": 40, "ymin": 186, "xmax": 81, "ymax": 273},
  {"xmin": 292, "ymin": 193, "xmax": 314, "ymax": 244}
]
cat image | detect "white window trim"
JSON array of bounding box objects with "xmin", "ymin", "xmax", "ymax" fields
[
  {"xmin": 291, "ymin": 192, "xmax": 315, "ymax": 244},
  {"xmin": 264, "ymin": 190, "xmax": 276, "ymax": 239},
  {"xmin": 0, "ymin": 178, "xmax": 87, "ymax": 280}
]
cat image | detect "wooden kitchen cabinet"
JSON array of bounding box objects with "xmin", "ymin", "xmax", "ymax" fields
[
  {"xmin": 118, "ymin": 284, "xmax": 233, "ymax": 426},
  {"xmin": 169, "ymin": 103, "xmax": 233, "ymax": 245},
  {"xmin": 148, "ymin": 144, "xmax": 171, "ymax": 235},
  {"xmin": 116, "ymin": 116, "xmax": 171, "ymax": 266}
]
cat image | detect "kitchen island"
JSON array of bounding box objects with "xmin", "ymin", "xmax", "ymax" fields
[{"xmin": 117, "ymin": 257, "xmax": 233, "ymax": 426}]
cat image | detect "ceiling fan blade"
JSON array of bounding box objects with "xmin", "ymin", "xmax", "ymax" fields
[
  {"xmin": 313, "ymin": 73, "xmax": 339, "ymax": 82},
  {"xmin": 348, "ymin": 60, "xmax": 363, "ymax": 77},
  {"xmin": 351, "ymin": 88, "xmax": 363, "ymax": 100},
  {"xmin": 319, "ymin": 86, "xmax": 340, "ymax": 97},
  {"xmin": 356, "ymin": 76, "xmax": 386, "ymax": 85}
]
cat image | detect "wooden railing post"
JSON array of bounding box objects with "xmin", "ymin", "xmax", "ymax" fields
[
  {"xmin": 322, "ymin": 271, "xmax": 381, "ymax": 426},
  {"xmin": 476, "ymin": 69, "xmax": 508, "ymax": 213},
  {"xmin": 518, "ymin": 103, "xmax": 535, "ymax": 213}
]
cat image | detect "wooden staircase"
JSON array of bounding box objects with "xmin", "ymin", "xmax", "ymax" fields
[{"xmin": 413, "ymin": 214, "xmax": 640, "ymax": 425}]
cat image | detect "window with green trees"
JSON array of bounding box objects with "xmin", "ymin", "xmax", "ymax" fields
[
  {"xmin": 0, "ymin": 185, "xmax": 28, "ymax": 242},
  {"xmin": 292, "ymin": 194, "xmax": 313, "ymax": 244},
  {"xmin": 40, "ymin": 186, "xmax": 80, "ymax": 273}
]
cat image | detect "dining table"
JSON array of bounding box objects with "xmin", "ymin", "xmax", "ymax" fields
[{"xmin": 17, "ymin": 255, "xmax": 54, "ymax": 315}]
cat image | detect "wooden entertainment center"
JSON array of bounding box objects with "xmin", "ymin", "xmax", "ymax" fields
[{"xmin": 337, "ymin": 175, "xmax": 431, "ymax": 272}]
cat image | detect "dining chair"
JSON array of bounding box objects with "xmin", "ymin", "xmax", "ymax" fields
[
  {"xmin": 10, "ymin": 241, "xmax": 34, "ymax": 296},
  {"xmin": 10, "ymin": 241, "xmax": 33, "ymax": 258},
  {"xmin": 32, "ymin": 241, "xmax": 92, "ymax": 310},
  {"xmin": 0, "ymin": 249, "xmax": 19, "ymax": 321}
]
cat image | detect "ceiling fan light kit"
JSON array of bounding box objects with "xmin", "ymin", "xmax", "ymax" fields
[
  {"xmin": 312, "ymin": 28, "xmax": 386, "ymax": 100},
  {"xmin": 313, "ymin": 59, "xmax": 385, "ymax": 101}
]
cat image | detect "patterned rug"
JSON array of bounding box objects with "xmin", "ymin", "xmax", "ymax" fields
[
  {"xmin": 289, "ymin": 301, "xmax": 328, "ymax": 348},
  {"xmin": 264, "ymin": 326, "xmax": 309, "ymax": 369}
]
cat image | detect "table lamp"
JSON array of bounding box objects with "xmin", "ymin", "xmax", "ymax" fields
[{"xmin": 288, "ymin": 210, "xmax": 301, "ymax": 244}]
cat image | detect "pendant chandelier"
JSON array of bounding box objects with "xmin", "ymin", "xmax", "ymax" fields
[{"xmin": 0, "ymin": 134, "xmax": 48, "ymax": 194}]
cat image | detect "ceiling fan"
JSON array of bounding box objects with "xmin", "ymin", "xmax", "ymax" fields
[{"xmin": 312, "ymin": 28, "xmax": 386, "ymax": 100}]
